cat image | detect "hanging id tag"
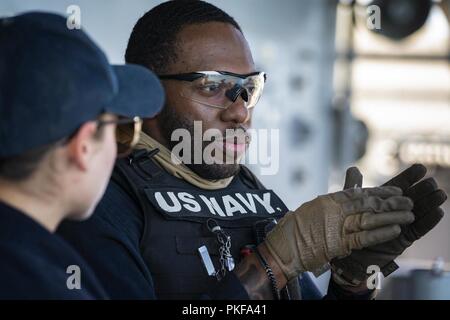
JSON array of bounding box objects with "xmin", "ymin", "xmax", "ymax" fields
[
  {"xmin": 225, "ymin": 256, "xmax": 235, "ymax": 272},
  {"xmin": 198, "ymin": 245, "xmax": 217, "ymax": 277}
]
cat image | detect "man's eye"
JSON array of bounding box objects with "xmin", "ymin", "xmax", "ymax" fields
[
  {"xmin": 198, "ymin": 83, "xmax": 222, "ymax": 94},
  {"xmin": 205, "ymin": 85, "xmax": 220, "ymax": 91}
]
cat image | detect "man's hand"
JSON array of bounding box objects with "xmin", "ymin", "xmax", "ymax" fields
[
  {"xmin": 331, "ymin": 164, "xmax": 447, "ymax": 286},
  {"xmin": 264, "ymin": 187, "xmax": 414, "ymax": 281}
]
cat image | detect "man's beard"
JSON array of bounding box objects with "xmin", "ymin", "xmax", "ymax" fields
[{"xmin": 157, "ymin": 106, "xmax": 241, "ymax": 180}]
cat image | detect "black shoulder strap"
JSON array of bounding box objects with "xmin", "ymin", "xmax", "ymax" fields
[
  {"xmin": 239, "ymin": 165, "xmax": 266, "ymax": 190},
  {"xmin": 112, "ymin": 148, "xmax": 167, "ymax": 249},
  {"xmin": 112, "ymin": 148, "xmax": 162, "ymax": 214}
]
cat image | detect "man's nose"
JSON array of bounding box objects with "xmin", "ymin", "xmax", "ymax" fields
[{"xmin": 220, "ymin": 96, "xmax": 250, "ymax": 124}]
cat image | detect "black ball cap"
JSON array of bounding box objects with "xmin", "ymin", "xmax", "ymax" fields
[{"xmin": 0, "ymin": 11, "xmax": 165, "ymax": 158}]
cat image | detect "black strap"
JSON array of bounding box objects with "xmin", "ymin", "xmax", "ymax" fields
[
  {"xmin": 239, "ymin": 165, "xmax": 266, "ymax": 190},
  {"xmin": 112, "ymin": 149, "xmax": 162, "ymax": 209}
]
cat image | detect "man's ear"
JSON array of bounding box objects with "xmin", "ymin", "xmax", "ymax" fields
[
  {"xmin": 67, "ymin": 121, "xmax": 98, "ymax": 171},
  {"xmin": 141, "ymin": 117, "xmax": 163, "ymax": 142},
  {"xmin": 142, "ymin": 117, "xmax": 158, "ymax": 131}
]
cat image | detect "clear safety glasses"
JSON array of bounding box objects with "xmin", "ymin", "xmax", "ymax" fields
[{"xmin": 159, "ymin": 71, "xmax": 266, "ymax": 110}]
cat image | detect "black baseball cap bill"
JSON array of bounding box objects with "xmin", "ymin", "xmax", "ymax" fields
[{"xmin": 0, "ymin": 11, "xmax": 164, "ymax": 158}]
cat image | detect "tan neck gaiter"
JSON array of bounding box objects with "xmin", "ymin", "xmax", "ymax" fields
[{"xmin": 135, "ymin": 132, "xmax": 233, "ymax": 190}]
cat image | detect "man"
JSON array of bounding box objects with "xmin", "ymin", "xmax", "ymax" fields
[
  {"xmin": 58, "ymin": 1, "xmax": 446, "ymax": 300},
  {"xmin": 0, "ymin": 12, "xmax": 164, "ymax": 299}
]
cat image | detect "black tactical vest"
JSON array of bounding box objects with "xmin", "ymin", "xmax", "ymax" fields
[{"xmin": 112, "ymin": 149, "xmax": 289, "ymax": 299}]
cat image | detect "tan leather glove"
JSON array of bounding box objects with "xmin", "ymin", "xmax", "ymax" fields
[{"xmin": 264, "ymin": 186, "xmax": 414, "ymax": 280}]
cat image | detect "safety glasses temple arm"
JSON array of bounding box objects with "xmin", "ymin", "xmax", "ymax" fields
[{"xmin": 158, "ymin": 73, "xmax": 205, "ymax": 82}]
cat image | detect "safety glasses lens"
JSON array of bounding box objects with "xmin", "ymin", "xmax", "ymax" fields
[{"xmin": 181, "ymin": 73, "xmax": 265, "ymax": 109}]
